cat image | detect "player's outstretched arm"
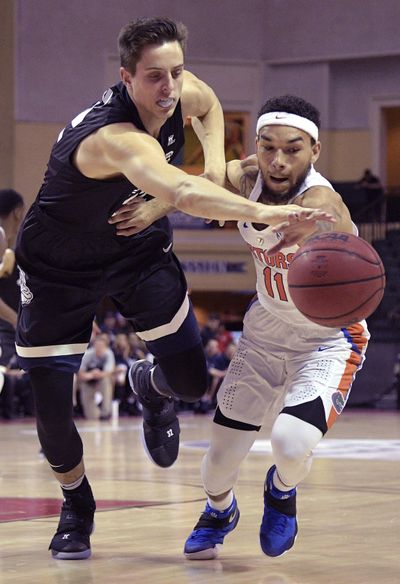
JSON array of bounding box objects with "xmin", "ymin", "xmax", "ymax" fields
[
  {"xmin": 266, "ymin": 187, "xmax": 349, "ymax": 254},
  {"xmin": 83, "ymin": 124, "xmax": 336, "ymax": 233},
  {"xmin": 182, "ymin": 71, "xmax": 226, "ymax": 187}
]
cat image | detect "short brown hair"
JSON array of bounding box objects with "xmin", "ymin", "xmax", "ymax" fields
[{"xmin": 118, "ymin": 17, "xmax": 188, "ymax": 74}]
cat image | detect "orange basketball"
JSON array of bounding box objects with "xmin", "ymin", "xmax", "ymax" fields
[{"xmin": 287, "ymin": 232, "xmax": 386, "ymax": 327}]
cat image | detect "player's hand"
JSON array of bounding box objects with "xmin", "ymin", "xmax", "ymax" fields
[
  {"xmin": 204, "ymin": 217, "xmax": 225, "ymax": 227},
  {"xmin": 109, "ymin": 197, "xmax": 164, "ymax": 236},
  {"xmin": 266, "ymin": 207, "xmax": 336, "ymax": 255}
]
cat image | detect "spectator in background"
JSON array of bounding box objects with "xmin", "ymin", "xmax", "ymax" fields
[
  {"xmin": 113, "ymin": 332, "xmax": 141, "ymax": 416},
  {"xmin": 194, "ymin": 338, "xmax": 222, "ymax": 413},
  {"xmin": 207, "ymin": 341, "xmax": 238, "ymax": 406},
  {"xmin": 215, "ymin": 321, "xmax": 234, "ymax": 353},
  {"xmin": 0, "ymin": 189, "xmax": 26, "ymax": 419},
  {"xmin": 114, "ymin": 312, "xmax": 131, "ymax": 334},
  {"xmin": 356, "ymin": 168, "xmax": 384, "ymax": 222},
  {"xmin": 200, "ymin": 314, "xmax": 221, "ymax": 347},
  {"xmin": 78, "ymin": 335, "xmax": 115, "ymax": 420},
  {"xmin": 128, "ymin": 331, "xmax": 149, "ymax": 361},
  {"xmin": 99, "ymin": 312, "xmax": 119, "ymax": 346}
]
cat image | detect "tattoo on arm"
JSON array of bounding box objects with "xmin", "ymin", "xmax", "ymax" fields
[
  {"xmin": 315, "ymin": 219, "xmax": 335, "ymax": 232},
  {"xmin": 239, "ymin": 173, "xmax": 256, "ymax": 199}
]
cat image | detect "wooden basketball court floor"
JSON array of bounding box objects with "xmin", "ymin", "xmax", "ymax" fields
[{"xmin": 1, "ymin": 408, "xmax": 399, "ymax": 584}]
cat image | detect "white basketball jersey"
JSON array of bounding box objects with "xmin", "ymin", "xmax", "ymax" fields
[{"xmin": 237, "ymin": 166, "xmax": 337, "ymax": 327}]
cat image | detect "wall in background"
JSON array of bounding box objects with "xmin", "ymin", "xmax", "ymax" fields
[{"xmin": 4, "ymin": 0, "xmax": 400, "ymax": 197}]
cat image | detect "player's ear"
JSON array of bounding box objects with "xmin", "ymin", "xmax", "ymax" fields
[
  {"xmin": 311, "ymin": 140, "xmax": 321, "ymax": 164},
  {"xmin": 120, "ymin": 67, "xmax": 132, "ymax": 88}
]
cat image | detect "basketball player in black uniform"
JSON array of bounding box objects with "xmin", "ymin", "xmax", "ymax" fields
[
  {"xmin": 0, "ymin": 190, "xmax": 25, "ymax": 419},
  {"xmin": 14, "ymin": 18, "xmax": 334, "ymax": 560}
]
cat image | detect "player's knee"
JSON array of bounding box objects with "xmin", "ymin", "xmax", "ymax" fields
[
  {"xmin": 175, "ymin": 375, "xmax": 207, "ymax": 402},
  {"xmin": 163, "ymin": 372, "xmax": 206, "ymax": 402},
  {"xmin": 271, "ymin": 425, "xmax": 307, "ymax": 464},
  {"xmin": 155, "ymin": 344, "xmax": 208, "ymax": 402}
]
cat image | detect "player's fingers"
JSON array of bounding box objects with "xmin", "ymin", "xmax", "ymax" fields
[
  {"xmin": 271, "ymin": 221, "xmax": 290, "ymax": 233},
  {"xmin": 296, "ymin": 208, "xmax": 336, "ymax": 222},
  {"xmin": 109, "ymin": 199, "xmax": 145, "ymax": 222},
  {"xmin": 266, "ymin": 240, "xmax": 285, "ymax": 255},
  {"xmin": 109, "ymin": 209, "xmax": 143, "ymax": 224},
  {"xmin": 115, "ymin": 226, "xmax": 141, "ymax": 236}
]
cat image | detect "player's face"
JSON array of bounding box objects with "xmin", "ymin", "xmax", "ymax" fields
[
  {"xmin": 256, "ymin": 125, "xmax": 320, "ymax": 204},
  {"xmin": 120, "ymin": 41, "xmax": 184, "ymax": 127}
]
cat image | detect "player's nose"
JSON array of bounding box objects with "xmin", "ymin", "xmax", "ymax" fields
[{"xmin": 271, "ymin": 150, "xmax": 285, "ymax": 168}]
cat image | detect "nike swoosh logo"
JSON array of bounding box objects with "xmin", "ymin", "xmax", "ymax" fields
[
  {"xmin": 163, "ymin": 242, "xmax": 173, "ymax": 253},
  {"xmin": 317, "ymin": 346, "xmax": 332, "ymax": 351},
  {"xmin": 228, "ymin": 510, "xmax": 237, "ymax": 523}
]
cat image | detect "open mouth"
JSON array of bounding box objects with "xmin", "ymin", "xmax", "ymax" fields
[
  {"xmin": 270, "ymin": 176, "xmax": 289, "ymax": 184},
  {"xmin": 269, "ymin": 176, "xmax": 287, "ymax": 183},
  {"xmin": 157, "ymin": 98, "xmax": 174, "ymax": 109}
]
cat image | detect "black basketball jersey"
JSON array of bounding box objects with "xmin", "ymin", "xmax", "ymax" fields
[{"xmin": 35, "ymin": 82, "xmax": 185, "ymax": 234}]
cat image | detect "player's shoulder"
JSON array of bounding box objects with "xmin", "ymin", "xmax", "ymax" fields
[
  {"xmin": 300, "ymin": 185, "xmax": 343, "ymax": 206},
  {"xmin": 181, "ymin": 69, "xmax": 202, "ymax": 90},
  {"xmin": 91, "ymin": 121, "xmax": 148, "ymax": 149},
  {"xmin": 181, "ymin": 70, "xmax": 215, "ymax": 117}
]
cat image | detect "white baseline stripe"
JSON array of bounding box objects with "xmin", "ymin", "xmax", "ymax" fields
[
  {"xmin": 16, "ymin": 342, "xmax": 88, "ymax": 358},
  {"xmin": 136, "ymin": 293, "xmax": 190, "ymax": 342}
]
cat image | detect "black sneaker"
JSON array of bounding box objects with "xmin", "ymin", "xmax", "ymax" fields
[
  {"xmin": 128, "ymin": 359, "xmax": 180, "ymax": 468},
  {"xmin": 49, "ymin": 479, "xmax": 96, "ymax": 560}
]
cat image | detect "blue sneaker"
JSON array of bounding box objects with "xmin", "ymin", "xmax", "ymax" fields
[
  {"xmin": 259, "ymin": 465, "xmax": 298, "ymax": 557},
  {"xmin": 184, "ymin": 497, "xmax": 240, "ymax": 559}
]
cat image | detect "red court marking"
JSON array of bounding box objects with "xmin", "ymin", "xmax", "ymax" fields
[{"xmin": 0, "ymin": 497, "xmax": 159, "ymax": 522}]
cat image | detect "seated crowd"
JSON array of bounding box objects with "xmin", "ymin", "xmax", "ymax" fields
[{"xmin": 0, "ymin": 311, "xmax": 238, "ymax": 420}]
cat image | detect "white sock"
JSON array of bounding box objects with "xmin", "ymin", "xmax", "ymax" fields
[
  {"xmin": 208, "ymin": 490, "xmax": 234, "ymax": 512},
  {"xmin": 273, "ymin": 468, "xmax": 296, "ymax": 492},
  {"xmin": 61, "ymin": 474, "xmax": 85, "ymax": 491}
]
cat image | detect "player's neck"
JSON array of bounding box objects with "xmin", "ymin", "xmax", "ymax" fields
[{"xmin": 134, "ymin": 104, "xmax": 168, "ymax": 138}]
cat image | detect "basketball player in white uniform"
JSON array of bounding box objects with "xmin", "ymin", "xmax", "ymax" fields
[{"xmin": 183, "ymin": 95, "xmax": 370, "ymax": 559}]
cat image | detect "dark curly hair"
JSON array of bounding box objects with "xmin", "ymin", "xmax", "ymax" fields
[
  {"xmin": 0, "ymin": 189, "xmax": 24, "ymax": 218},
  {"xmin": 258, "ymin": 95, "xmax": 321, "ymax": 129}
]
